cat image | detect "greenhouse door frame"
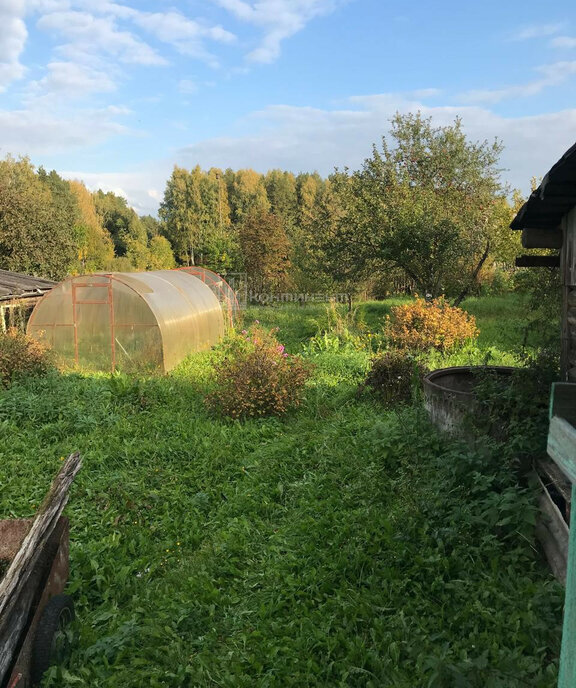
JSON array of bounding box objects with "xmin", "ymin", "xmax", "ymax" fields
[{"xmin": 71, "ymin": 279, "xmax": 116, "ymax": 371}]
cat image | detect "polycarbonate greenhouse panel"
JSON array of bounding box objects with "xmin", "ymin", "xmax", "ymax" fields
[
  {"xmin": 179, "ymin": 267, "xmax": 239, "ymax": 328},
  {"xmin": 27, "ymin": 270, "xmax": 225, "ymax": 373}
]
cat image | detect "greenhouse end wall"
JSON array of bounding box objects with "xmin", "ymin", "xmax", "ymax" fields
[{"xmin": 27, "ymin": 270, "xmax": 225, "ymax": 373}]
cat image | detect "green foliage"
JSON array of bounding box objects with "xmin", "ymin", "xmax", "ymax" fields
[
  {"xmin": 303, "ymin": 301, "xmax": 377, "ymax": 353},
  {"xmin": 0, "ymin": 156, "xmax": 79, "ymax": 279},
  {"xmin": 205, "ymin": 324, "xmax": 312, "ymax": 419},
  {"xmin": 239, "ymin": 209, "xmax": 292, "ymax": 291},
  {"xmin": 160, "ymin": 165, "xmax": 234, "ymax": 268},
  {"xmin": 93, "ymin": 190, "xmax": 149, "ymax": 269},
  {"xmin": 146, "ymin": 235, "xmax": 175, "ymax": 270},
  {"xmin": 68, "ymin": 181, "xmax": 114, "ymax": 273},
  {"xmin": 472, "ymin": 349, "xmax": 560, "ymax": 458},
  {"xmin": 0, "ymin": 328, "xmax": 52, "ymax": 386},
  {"xmin": 361, "ymin": 350, "xmax": 427, "ymax": 405},
  {"xmin": 0, "ymin": 298, "xmax": 563, "ymax": 686},
  {"xmin": 323, "ymin": 112, "xmax": 513, "ymax": 300}
]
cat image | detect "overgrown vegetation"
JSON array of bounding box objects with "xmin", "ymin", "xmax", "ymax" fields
[
  {"xmin": 205, "ymin": 324, "xmax": 312, "ymax": 419},
  {"xmin": 0, "ymin": 297, "xmax": 564, "ymax": 686},
  {"xmin": 0, "ymin": 327, "xmax": 52, "ymax": 387},
  {"xmin": 386, "ymin": 296, "xmax": 478, "ymax": 351},
  {"xmin": 360, "ymin": 350, "xmax": 427, "ymax": 406}
]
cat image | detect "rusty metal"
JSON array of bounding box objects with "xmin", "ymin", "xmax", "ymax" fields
[{"xmin": 108, "ymin": 280, "xmax": 116, "ymax": 372}]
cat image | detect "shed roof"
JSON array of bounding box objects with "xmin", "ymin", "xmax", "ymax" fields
[
  {"xmin": 0, "ymin": 269, "xmax": 56, "ymax": 302},
  {"xmin": 510, "ymin": 142, "xmax": 576, "ymax": 231}
]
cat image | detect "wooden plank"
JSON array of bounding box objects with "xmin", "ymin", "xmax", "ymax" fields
[
  {"xmin": 559, "ymin": 484, "xmax": 576, "ymax": 687},
  {"xmin": 538, "ymin": 458, "xmax": 572, "ymax": 505},
  {"xmin": 548, "ymin": 416, "xmax": 576, "ymax": 484},
  {"xmin": 522, "ymin": 227, "xmax": 563, "ymax": 249},
  {"xmin": 515, "ymin": 255, "xmax": 561, "ymax": 268},
  {"xmin": 550, "ymin": 382, "xmax": 576, "ymax": 427},
  {"xmin": 536, "ymin": 473, "xmax": 569, "ymax": 584},
  {"xmin": 0, "ymin": 452, "xmax": 81, "ymax": 682},
  {"xmin": 561, "ymin": 216, "xmax": 571, "ymax": 379}
]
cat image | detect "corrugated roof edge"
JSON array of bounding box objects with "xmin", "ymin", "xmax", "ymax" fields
[
  {"xmin": 510, "ymin": 141, "xmax": 576, "ymax": 231},
  {"xmin": 0, "ymin": 269, "xmax": 56, "ymax": 301}
]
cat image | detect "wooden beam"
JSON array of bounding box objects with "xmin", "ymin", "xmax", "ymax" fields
[
  {"xmin": 516, "ymin": 255, "xmax": 560, "ymax": 268},
  {"xmin": 559, "ymin": 484, "xmax": 576, "ymax": 688},
  {"xmin": 0, "ymin": 453, "xmax": 81, "ymax": 682},
  {"xmin": 548, "ymin": 416, "xmax": 576, "ymax": 485},
  {"xmin": 551, "ymin": 383, "xmax": 576, "ymax": 427},
  {"xmin": 522, "ymin": 227, "xmax": 563, "ymax": 249}
]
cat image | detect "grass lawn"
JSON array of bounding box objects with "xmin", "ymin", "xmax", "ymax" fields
[{"xmin": 0, "ymin": 296, "xmax": 564, "ymax": 686}]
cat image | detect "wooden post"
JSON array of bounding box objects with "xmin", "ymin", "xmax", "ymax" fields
[
  {"xmin": 547, "ymin": 383, "xmax": 576, "ymax": 686},
  {"xmin": 0, "ymin": 453, "xmax": 81, "ymax": 682},
  {"xmin": 559, "ymin": 483, "xmax": 576, "ymax": 687}
]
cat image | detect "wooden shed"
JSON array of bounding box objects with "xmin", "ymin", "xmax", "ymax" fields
[
  {"xmin": 511, "ymin": 142, "xmax": 576, "ymax": 380},
  {"xmin": 0, "ymin": 270, "xmax": 56, "ymax": 332},
  {"xmin": 511, "ymin": 142, "xmax": 576, "ymax": 583}
]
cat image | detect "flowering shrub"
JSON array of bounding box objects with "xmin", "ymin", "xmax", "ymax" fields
[
  {"xmin": 205, "ymin": 324, "xmax": 312, "ymax": 419},
  {"xmin": 360, "ymin": 350, "xmax": 427, "ymax": 406},
  {"xmin": 386, "ymin": 297, "xmax": 478, "ymax": 351},
  {"xmin": 0, "ymin": 328, "xmax": 52, "ymax": 387}
]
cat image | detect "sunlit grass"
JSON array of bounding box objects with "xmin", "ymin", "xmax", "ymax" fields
[{"xmin": 0, "ymin": 295, "xmax": 563, "ymax": 687}]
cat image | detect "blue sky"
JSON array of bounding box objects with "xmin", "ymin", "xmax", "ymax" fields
[{"xmin": 1, "ymin": 0, "xmax": 576, "ymax": 215}]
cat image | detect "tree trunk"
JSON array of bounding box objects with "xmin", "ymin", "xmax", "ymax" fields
[{"xmin": 452, "ymin": 240, "xmax": 490, "ymax": 308}]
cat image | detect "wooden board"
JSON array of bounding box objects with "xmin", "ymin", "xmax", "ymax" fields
[
  {"xmin": 0, "ymin": 452, "xmax": 81, "ymax": 683},
  {"xmin": 550, "ymin": 382, "xmax": 576, "ymax": 428},
  {"xmin": 521, "ymin": 227, "xmax": 563, "ymax": 249},
  {"xmin": 515, "ymin": 255, "xmax": 561, "ymax": 268},
  {"xmin": 547, "ymin": 416, "xmax": 576, "ymax": 485},
  {"xmin": 559, "ymin": 485, "xmax": 576, "ymax": 688},
  {"xmin": 535, "ymin": 474, "xmax": 569, "ymax": 584}
]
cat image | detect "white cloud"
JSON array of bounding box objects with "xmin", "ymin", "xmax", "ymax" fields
[
  {"xmin": 42, "ymin": 94, "xmax": 576, "ymax": 216},
  {"xmin": 174, "ymin": 96, "xmax": 576, "ymax": 197},
  {"xmin": 0, "ymin": 105, "xmax": 128, "ymax": 156},
  {"xmin": 179, "ymin": 79, "xmax": 198, "ymax": 94},
  {"xmin": 132, "ymin": 10, "xmax": 235, "ymax": 65},
  {"xmin": 460, "ymin": 61, "xmax": 576, "ymax": 104},
  {"xmin": 37, "ymin": 10, "xmax": 167, "ymax": 66},
  {"xmin": 60, "ymin": 167, "xmax": 171, "ymax": 214},
  {"xmin": 213, "ymin": 0, "xmax": 342, "ymax": 62},
  {"xmin": 511, "ymin": 23, "xmax": 563, "ymax": 41},
  {"xmin": 29, "ymin": 61, "xmax": 116, "ymax": 98},
  {"xmin": 551, "ymin": 36, "xmax": 576, "ymax": 49},
  {"xmin": 0, "ymin": 0, "xmax": 28, "ymax": 91},
  {"xmin": 410, "ymin": 88, "xmax": 443, "ymax": 99}
]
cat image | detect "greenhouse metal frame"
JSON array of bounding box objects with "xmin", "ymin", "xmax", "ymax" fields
[{"xmin": 27, "ymin": 270, "xmax": 225, "ymax": 373}]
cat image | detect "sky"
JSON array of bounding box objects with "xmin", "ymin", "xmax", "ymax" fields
[{"xmin": 1, "ymin": 0, "xmax": 576, "ymax": 215}]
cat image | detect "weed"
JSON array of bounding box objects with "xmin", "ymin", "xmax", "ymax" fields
[
  {"xmin": 0, "ymin": 328, "xmax": 53, "ymax": 386},
  {"xmin": 387, "ymin": 296, "xmax": 478, "ymax": 351},
  {"xmin": 0, "ymin": 298, "xmax": 563, "ymax": 687},
  {"xmin": 360, "ymin": 350, "xmax": 427, "ymax": 406},
  {"xmin": 205, "ymin": 324, "xmax": 313, "ymax": 419}
]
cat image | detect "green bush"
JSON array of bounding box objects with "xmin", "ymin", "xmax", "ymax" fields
[
  {"xmin": 205, "ymin": 324, "xmax": 313, "ymax": 419},
  {"xmin": 360, "ymin": 350, "xmax": 427, "ymax": 406},
  {"xmin": 0, "ymin": 328, "xmax": 52, "ymax": 387}
]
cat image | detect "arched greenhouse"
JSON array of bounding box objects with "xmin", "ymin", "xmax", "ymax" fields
[
  {"xmin": 179, "ymin": 266, "xmax": 240, "ymax": 327},
  {"xmin": 27, "ymin": 270, "xmax": 227, "ymax": 373}
]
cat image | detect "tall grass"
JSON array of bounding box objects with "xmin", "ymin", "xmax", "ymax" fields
[{"xmin": 0, "ymin": 295, "xmax": 563, "ymax": 687}]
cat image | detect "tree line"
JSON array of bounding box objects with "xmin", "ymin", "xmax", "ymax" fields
[{"xmin": 0, "ymin": 113, "xmax": 523, "ymax": 300}]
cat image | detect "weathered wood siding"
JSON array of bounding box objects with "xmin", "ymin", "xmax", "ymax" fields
[{"xmin": 563, "ymin": 207, "xmax": 576, "ymax": 381}]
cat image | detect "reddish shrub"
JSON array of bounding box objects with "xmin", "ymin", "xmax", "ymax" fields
[
  {"xmin": 0, "ymin": 328, "xmax": 52, "ymax": 386},
  {"xmin": 205, "ymin": 325, "xmax": 312, "ymax": 420}
]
